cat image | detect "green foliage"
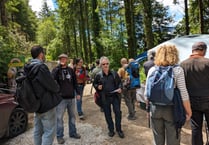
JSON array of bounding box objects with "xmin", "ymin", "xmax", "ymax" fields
[
  {"xmin": 36, "ymin": 19, "xmax": 57, "ymax": 47},
  {"xmin": 0, "ymin": 26, "xmax": 32, "ymax": 83},
  {"xmin": 9, "ymin": 0, "xmax": 37, "ymax": 41},
  {"xmin": 47, "ymin": 37, "xmax": 63, "ymax": 60},
  {"xmin": 175, "ymin": 0, "xmax": 209, "ymax": 34}
]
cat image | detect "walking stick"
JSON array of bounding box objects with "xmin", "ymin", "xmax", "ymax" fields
[
  {"xmin": 146, "ymin": 102, "xmax": 151, "ymax": 128},
  {"xmin": 90, "ymin": 83, "xmax": 93, "ymax": 94},
  {"xmin": 204, "ymin": 115, "xmax": 209, "ymax": 145},
  {"xmin": 90, "ymin": 78, "xmax": 94, "ymax": 94}
]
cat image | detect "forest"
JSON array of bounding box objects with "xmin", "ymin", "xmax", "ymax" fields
[{"xmin": 0, "ymin": 0, "xmax": 209, "ymax": 83}]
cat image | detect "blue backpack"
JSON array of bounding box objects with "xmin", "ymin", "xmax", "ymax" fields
[
  {"xmin": 126, "ymin": 61, "xmax": 141, "ymax": 89},
  {"xmin": 146, "ymin": 66, "xmax": 174, "ymax": 105}
]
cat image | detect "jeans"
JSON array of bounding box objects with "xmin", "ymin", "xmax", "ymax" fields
[
  {"xmin": 34, "ymin": 108, "xmax": 56, "ymax": 145},
  {"xmin": 76, "ymin": 84, "xmax": 84, "ymax": 115},
  {"xmin": 150, "ymin": 104, "xmax": 180, "ymax": 145},
  {"xmin": 123, "ymin": 89, "xmax": 136, "ymax": 117},
  {"xmin": 56, "ymin": 99, "xmax": 77, "ymax": 138},
  {"xmin": 103, "ymin": 95, "xmax": 122, "ymax": 132}
]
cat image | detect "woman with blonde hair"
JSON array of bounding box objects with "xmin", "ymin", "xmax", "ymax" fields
[{"xmin": 144, "ymin": 44, "xmax": 192, "ymax": 145}]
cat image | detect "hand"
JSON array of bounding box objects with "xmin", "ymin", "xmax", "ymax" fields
[
  {"xmin": 186, "ymin": 113, "xmax": 192, "ymax": 121},
  {"xmin": 146, "ymin": 112, "xmax": 150, "ymax": 119},
  {"xmin": 76, "ymin": 95, "xmax": 81, "ymax": 100},
  {"xmin": 117, "ymin": 88, "xmax": 122, "ymax": 93},
  {"xmin": 98, "ymin": 85, "xmax": 102, "ymax": 90}
]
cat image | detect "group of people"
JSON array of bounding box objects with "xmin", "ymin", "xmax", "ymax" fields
[
  {"xmin": 24, "ymin": 41, "xmax": 209, "ymax": 145},
  {"xmin": 144, "ymin": 41, "xmax": 209, "ymax": 145},
  {"xmin": 24, "ymin": 46, "xmax": 87, "ymax": 145}
]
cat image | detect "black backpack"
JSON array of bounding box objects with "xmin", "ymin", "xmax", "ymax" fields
[{"xmin": 15, "ymin": 65, "xmax": 41, "ymax": 113}]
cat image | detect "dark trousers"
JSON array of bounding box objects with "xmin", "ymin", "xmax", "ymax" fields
[
  {"xmin": 191, "ymin": 109, "xmax": 209, "ymax": 145},
  {"xmin": 103, "ymin": 95, "xmax": 122, "ymax": 132},
  {"xmin": 190, "ymin": 96, "xmax": 209, "ymax": 145}
]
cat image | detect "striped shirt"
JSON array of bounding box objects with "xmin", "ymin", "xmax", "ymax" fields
[{"xmin": 144, "ymin": 65, "xmax": 190, "ymax": 101}]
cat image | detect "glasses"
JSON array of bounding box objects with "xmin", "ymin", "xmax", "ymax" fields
[{"xmin": 102, "ymin": 63, "xmax": 109, "ymax": 66}]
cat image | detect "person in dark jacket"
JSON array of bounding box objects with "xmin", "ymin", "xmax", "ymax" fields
[
  {"xmin": 143, "ymin": 51, "xmax": 155, "ymax": 76},
  {"xmin": 52, "ymin": 54, "xmax": 81, "ymax": 144},
  {"xmin": 93, "ymin": 56, "xmax": 124, "ymax": 138},
  {"xmin": 181, "ymin": 42, "xmax": 209, "ymax": 145},
  {"xmin": 24, "ymin": 45, "xmax": 62, "ymax": 145}
]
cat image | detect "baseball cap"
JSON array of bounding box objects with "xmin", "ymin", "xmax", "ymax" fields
[
  {"xmin": 192, "ymin": 42, "xmax": 207, "ymax": 51},
  {"xmin": 58, "ymin": 54, "xmax": 68, "ymax": 59}
]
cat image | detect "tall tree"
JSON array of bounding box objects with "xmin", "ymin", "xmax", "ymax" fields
[
  {"xmin": 85, "ymin": 0, "xmax": 92, "ymax": 62},
  {"xmin": 91, "ymin": 0, "xmax": 103, "ymax": 57},
  {"xmin": 39, "ymin": 0, "xmax": 53, "ymax": 18},
  {"xmin": 198, "ymin": 0, "xmax": 204, "ymax": 33},
  {"xmin": 184, "ymin": 0, "xmax": 189, "ymax": 35},
  {"xmin": 79, "ymin": 0, "xmax": 88, "ymax": 63},
  {"xmin": 141, "ymin": 0, "xmax": 154, "ymax": 50},
  {"xmin": 124, "ymin": 0, "xmax": 137, "ymax": 58},
  {"xmin": 0, "ymin": 0, "xmax": 8, "ymax": 26},
  {"xmin": 12, "ymin": 0, "xmax": 37, "ymax": 41}
]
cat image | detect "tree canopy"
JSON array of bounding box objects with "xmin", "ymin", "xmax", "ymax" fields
[{"xmin": 0, "ymin": 0, "xmax": 208, "ymax": 83}]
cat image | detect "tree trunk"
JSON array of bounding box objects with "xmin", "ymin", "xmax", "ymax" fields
[
  {"xmin": 0, "ymin": 0, "xmax": 8, "ymax": 26},
  {"xmin": 85, "ymin": 0, "xmax": 92, "ymax": 62},
  {"xmin": 198, "ymin": 0, "xmax": 204, "ymax": 33},
  {"xmin": 108, "ymin": 0, "xmax": 113, "ymax": 34},
  {"xmin": 79, "ymin": 0, "xmax": 88, "ymax": 62},
  {"xmin": 91, "ymin": 0, "xmax": 103, "ymax": 57},
  {"xmin": 141, "ymin": 0, "xmax": 154, "ymax": 50},
  {"xmin": 73, "ymin": 23, "xmax": 78, "ymax": 57},
  {"xmin": 124, "ymin": 0, "xmax": 137, "ymax": 58},
  {"xmin": 184, "ymin": 0, "xmax": 190, "ymax": 35}
]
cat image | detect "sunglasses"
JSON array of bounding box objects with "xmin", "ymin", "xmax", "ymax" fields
[{"xmin": 102, "ymin": 63, "xmax": 109, "ymax": 66}]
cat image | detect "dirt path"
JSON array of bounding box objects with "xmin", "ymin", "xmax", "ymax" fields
[{"xmin": 2, "ymin": 84, "xmax": 207, "ymax": 145}]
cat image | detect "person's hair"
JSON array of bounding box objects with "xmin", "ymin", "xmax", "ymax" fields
[
  {"xmin": 75, "ymin": 58, "xmax": 82, "ymax": 65},
  {"xmin": 31, "ymin": 45, "xmax": 44, "ymax": 59},
  {"xmin": 95, "ymin": 59, "xmax": 100, "ymax": 65},
  {"xmin": 128, "ymin": 58, "xmax": 134, "ymax": 63},
  {"xmin": 99, "ymin": 56, "xmax": 110, "ymax": 65},
  {"xmin": 148, "ymin": 51, "xmax": 156, "ymax": 60},
  {"xmin": 120, "ymin": 58, "xmax": 127, "ymax": 64},
  {"xmin": 154, "ymin": 44, "xmax": 179, "ymax": 66}
]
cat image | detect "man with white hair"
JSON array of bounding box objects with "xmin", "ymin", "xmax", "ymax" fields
[{"xmin": 93, "ymin": 56, "xmax": 124, "ymax": 138}]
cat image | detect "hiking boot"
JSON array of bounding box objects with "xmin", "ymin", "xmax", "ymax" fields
[
  {"xmin": 127, "ymin": 115, "xmax": 137, "ymax": 120},
  {"xmin": 70, "ymin": 133, "xmax": 81, "ymax": 139},
  {"xmin": 108, "ymin": 131, "xmax": 115, "ymax": 137},
  {"xmin": 117, "ymin": 131, "xmax": 125, "ymax": 138},
  {"xmin": 57, "ymin": 138, "xmax": 65, "ymax": 144}
]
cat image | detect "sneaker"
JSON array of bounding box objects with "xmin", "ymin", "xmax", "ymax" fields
[
  {"xmin": 70, "ymin": 133, "xmax": 81, "ymax": 139},
  {"xmin": 117, "ymin": 131, "xmax": 125, "ymax": 138},
  {"xmin": 79, "ymin": 114, "xmax": 85, "ymax": 120},
  {"xmin": 57, "ymin": 138, "xmax": 65, "ymax": 144},
  {"xmin": 108, "ymin": 131, "xmax": 115, "ymax": 137},
  {"xmin": 100, "ymin": 107, "xmax": 104, "ymax": 112}
]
